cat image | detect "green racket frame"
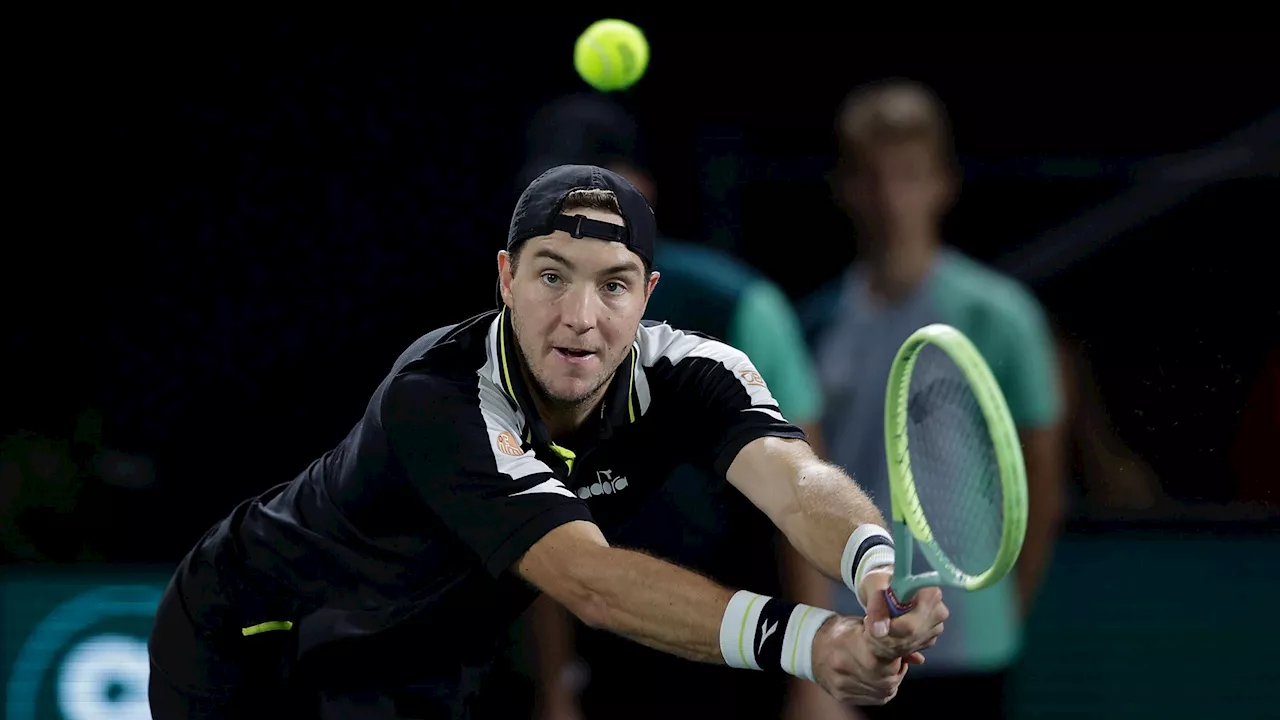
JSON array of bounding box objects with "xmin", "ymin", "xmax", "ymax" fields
[{"xmin": 881, "ymin": 323, "xmax": 1029, "ymax": 617}]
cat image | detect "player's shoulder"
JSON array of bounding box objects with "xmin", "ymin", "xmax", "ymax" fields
[
  {"xmin": 378, "ymin": 310, "xmax": 506, "ymax": 411},
  {"xmin": 635, "ymin": 320, "xmax": 744, "ymax": 369},
  {"xmin": 389, "ymin": 310, "xmax": 497, "ymax": 376}
]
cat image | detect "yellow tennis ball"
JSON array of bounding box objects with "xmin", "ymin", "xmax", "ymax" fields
[{"xmin": 574, "ymin": 19, "xmax": 649, "ymax": 92}]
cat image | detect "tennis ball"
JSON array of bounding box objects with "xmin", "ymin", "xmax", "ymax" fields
[{"xmin": 574, "ymin": 19, "xmax": 649, "ymax": 92}]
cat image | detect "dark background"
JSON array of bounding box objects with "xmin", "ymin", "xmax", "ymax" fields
[
  {"xmin": 9, "ymin": 26, "xmax": 1278, "ymax": 551},
  {"xmin": 3, "ymin": 24, "xmax": 1278, "ymax": 716}
]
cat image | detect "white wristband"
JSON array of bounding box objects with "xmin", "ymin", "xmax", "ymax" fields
[
  {"xmin": 841, "ymin": 524, "xmax": 896, "ymax": 610},
  {"xmin": 719, "ymin": 589, "xmax": 836, "ymax": 683}
]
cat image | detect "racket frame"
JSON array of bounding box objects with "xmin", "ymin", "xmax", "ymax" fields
[{"xmin": 882, "ymin": 323, "xmax": 1029, "ymax": 610}]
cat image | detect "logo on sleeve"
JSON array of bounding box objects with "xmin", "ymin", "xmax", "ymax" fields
[
  {"xmin": 496, "ymin": 431, "xmax": 524, "ymax": 457},
  {"xmin": 739, "ymin": 368, "xmax": 767, "ymax": 388}
]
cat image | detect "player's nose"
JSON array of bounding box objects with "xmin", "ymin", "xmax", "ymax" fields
[{"xmin": 559, "ymin": 284, "xmax": 600, "ymax": 333}]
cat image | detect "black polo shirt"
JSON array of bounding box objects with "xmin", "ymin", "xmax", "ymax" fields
[{"xmin": 170, "ymin": 307, "xmax": 805, "ymax": 690}]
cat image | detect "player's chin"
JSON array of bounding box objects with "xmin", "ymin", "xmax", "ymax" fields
[{"xmin": 545, "ymin": 378, "xmax": 599, "ymax": 405}]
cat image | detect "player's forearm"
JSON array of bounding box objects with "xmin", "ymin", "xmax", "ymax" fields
[
  {"xmin": 521, "ymin": 523, "xmax": 838, "ymax": 686},
  {"xmin": 781, "ymin": 459, "xmax": 887, "ymax": 584},
  {"xmin": 567, "ymin": 545, "xmax": 732, "ymax": 663},
  {"xmin": 729, "ymin": 438, "xmax": 890, "ymax": 600}
]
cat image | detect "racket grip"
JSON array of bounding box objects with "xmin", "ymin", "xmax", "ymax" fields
[{"xmin": 883, "ymin": 587, "xmax": 917, "ymax": 618}]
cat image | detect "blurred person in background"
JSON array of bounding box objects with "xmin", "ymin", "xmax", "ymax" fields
[
  {"xmin": 799, "ymin": 78, "xmax": 1066, "ymax": 719},
  {"xmin": 495, "ymin": 93, "xmax": 852, "ymax": 720}
]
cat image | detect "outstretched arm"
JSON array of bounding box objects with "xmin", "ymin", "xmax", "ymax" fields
[
  {"xmin": 518, "ymin": 520, "xmax": 729, "ymax": 663},
  {"xmin": 516, "ymin": 519, "xmax": 931, "ymax": 707},
  {"xmin": 726, "ymin": 434, "xmax": 948, "ymax": 656},
  {"xmin": 633, "ymin": 329, "xmax": 944, "ymax": 649},
  {"xmin": 727, "ymin": 435, "xmax": 884, "ymax": 592}
]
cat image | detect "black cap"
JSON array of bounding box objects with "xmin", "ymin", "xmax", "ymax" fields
[{"xmin": 507, "ymin": 164, "xmax": 656, "ymax": 268}]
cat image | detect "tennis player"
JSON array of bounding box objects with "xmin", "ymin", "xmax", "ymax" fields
[{"xmin": 147, "ymin": 164, "xmax": 948, "ymax": 719}]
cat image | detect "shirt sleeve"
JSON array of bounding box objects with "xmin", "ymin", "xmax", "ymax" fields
[
  {"xmin": 988, "ymin": 288, "xmax": 1064, "ymax": 429},
  {"xmin": 729, "ymin": 279, "xmax": 824, "ymax": 427},
  {"xmin": 645, "ymin": 326, "xmax": 809, "ymax": 480},
  {"xmin": 381, "ymin": 371, "xmax": 594, "ymax": 578}
]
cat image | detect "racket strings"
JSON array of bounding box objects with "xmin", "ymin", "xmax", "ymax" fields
[{"xmin": 905, "ymin": 345, "xmax": 1005, "ymax": 578}]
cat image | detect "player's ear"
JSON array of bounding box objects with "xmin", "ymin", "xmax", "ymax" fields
[
  {"xmin": 644, "ymin": 271, "xmax": 660, "ymax": 299},
  {"xmin": 498, "ymin": 250, "xmax": 516, "ymax": 306}
]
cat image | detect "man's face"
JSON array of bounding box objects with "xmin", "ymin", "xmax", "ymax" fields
[
  {"xmin": 498, "ymin": 208, "xmax": 659, "ymax": 409},
  {"xmin": 839, "ymin": 139, "xmax": 953, "ymax": 246}
]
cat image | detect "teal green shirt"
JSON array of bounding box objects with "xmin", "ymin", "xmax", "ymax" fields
[
  {"xmin": 645, "ymin": 239, "xmax": 822, "ymax": 426},
  {"xmin": 800, "ymin": 247, "xmax": 1062, "ymax": 674}
]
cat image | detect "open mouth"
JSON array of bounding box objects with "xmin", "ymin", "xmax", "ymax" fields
[{"xmin": 554, "ymin": 347, "xmax": 596, "ymax": 361}]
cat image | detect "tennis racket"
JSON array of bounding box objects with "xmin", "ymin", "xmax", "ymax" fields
[{"xmin": 880, "ymin": 323, "xmax": 1029, "ymax": 617}]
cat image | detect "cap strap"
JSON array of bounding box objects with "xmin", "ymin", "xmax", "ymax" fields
[{"xmin": 553, "ymin": 214, "xmax": 629, "ymax": 244}]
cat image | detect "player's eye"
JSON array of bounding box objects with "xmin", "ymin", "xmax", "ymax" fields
[
  {"xmin": 541, "ymin": 272, "xmax": 562, "ymax": 286},
  {"xmin": 603, "ymin": 281, "xmax": 626, "ymax": 295}
]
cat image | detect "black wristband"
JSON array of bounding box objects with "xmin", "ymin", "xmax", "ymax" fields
[
  {"xmin": 841, "ymin": 524, "xmax": 896, "ymax": 598},
  {"xmin": 752, "ymin": 597, "xmax": 797, "ymax": 672},
  {"xmin": 853, "ymin": 534, "xmax": 893, "ymax": 572},
  {"xmin": 721, "ymin": 590, "xmax": 838, "ymax": 682}
]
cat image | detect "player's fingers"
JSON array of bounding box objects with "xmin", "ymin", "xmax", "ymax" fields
[
  {"xmin": 887, "ymin": 600, "xmax": 946, "ymax": 641},
  {"xmin": 904, "ymin": 652, "xmax": 926, "ymax": 665},
  {"xmin": 887, "ymin": 608, "xmax": 934, "ymax": 642},
  {"xmin": 901, "ymin": 624, "xmax": 942, "ymax": 656},
  {"xmin": 878, "ymin": 671, "xmax": 903, "ymax": 698},
  {"xmin": 874, "ymin": 656, "xmax": 903, "ymax": 678},
  {"xmin": 914, "ymin": 587, "xmax": 948, "ymax": 624},
  {"xmin": 861, "ymin": 575, "xmax": 893, "ymax": 639},
  {"xmin": 850, "ymin": 678, "xmax": 898, "ymax": 706}
]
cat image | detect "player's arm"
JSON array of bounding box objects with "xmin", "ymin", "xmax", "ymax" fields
[
  {"xmin": 728, "ymin": 282, "xmax": 855, "ymax": 717},
  {"xmin": 651, "ymin": 333, "xmax": 945, "ymax": 655},
  {"xmin": 518, "ymin": 520, "xmax": 730, "ymax": 662},
  {"xmin": 725, "ymin": 431, "xmax": 947, "ymax": 663},
  {"xmin": 517, "ymin": 517, "xmax": 928, "ymax": 708},
  {"xmin": 727, "ymin": 436, "xmax": 885, "ymax": 600}
]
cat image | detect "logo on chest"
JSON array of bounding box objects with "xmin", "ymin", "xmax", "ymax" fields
[{"xmin": 576, "ymin": 469, "xmax": 630, "ymax": 500}]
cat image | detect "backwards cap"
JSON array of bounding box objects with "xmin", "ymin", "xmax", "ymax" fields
[{"xmin": 506, "ymin": 163, "xmax": 655, "ymax": 267}]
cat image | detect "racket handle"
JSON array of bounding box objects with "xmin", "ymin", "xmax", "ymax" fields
[{"xmin": 883, "ymin": 587, "xmax": 917, "ymax": 618}]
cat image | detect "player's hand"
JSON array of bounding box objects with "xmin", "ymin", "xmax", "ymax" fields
[
  {"xmin": 858, "ymin": 569, "xmax": 948, "ymax": 660},
  {"xmin": 810, "ymin": 615, "xmax": 920, "ymax": 706}
]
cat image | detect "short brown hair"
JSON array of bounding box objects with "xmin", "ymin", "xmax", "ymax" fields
[
  {"xmin": 836, "ymin": 78, "xmax": 956, "ymax": 172},
  {"xmin": 561, "ymin": 188, "xmax": 622, "ymax": 215}
]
